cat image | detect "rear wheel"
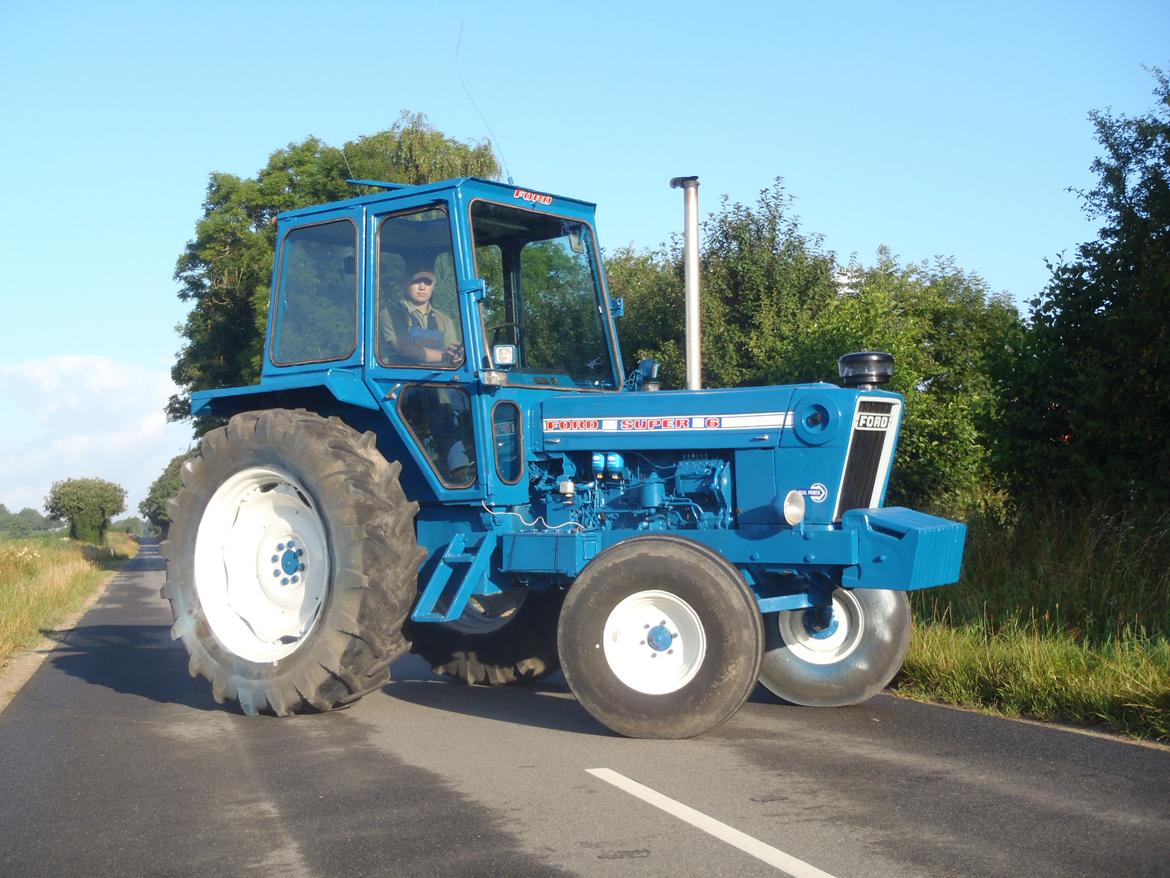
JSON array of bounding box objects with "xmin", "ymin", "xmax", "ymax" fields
[
  {"xmin": 758, "ymin": 588, "xmax": 911, "ymax": 707},
  {"xmin": 558, "ymin": 536, "xmax": 762, "ymax": 739},
  {"xmin": 161, "ymin": 409, "xmax": 425, "ymax": 715},
  {"xmin": 408, "ymin": 588, "xmax": 564, "ymax": 685}
]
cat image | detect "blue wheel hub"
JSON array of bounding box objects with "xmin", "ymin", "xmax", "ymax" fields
[
  {"xmin": 803, "ymin": 606, "xmax": 839, "ymax": 640},
  {"xmin": 646, "ymin": 624, "xmax": 674, "ymax": 652},
  {"xmin": 269, "ymin": 540, "xmax": 306, "ymax": 586}
]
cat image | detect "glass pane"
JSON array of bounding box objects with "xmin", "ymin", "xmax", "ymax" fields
[
  {"xmin": 377, "ymin": 208, "xmax": 464, "ymax": 369},
  {"xmin": 492, "ymin": 403, "xmax": 522, "ymax": 482},
  {"xmin": 272, "ymin": 221, "xmax": 357, "ymax": 364},
  {"xmin": 399, "ymin": 385, "xmax": 476, "ymax": 488},
  {"xmin": 470, "ymin": 202, "xmax": 616, "ymax": 388}
]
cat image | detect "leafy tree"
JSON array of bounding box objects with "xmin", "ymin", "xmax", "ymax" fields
[
  {"xmin": 1005, "ymin": 68, "xmax": 1170, "ymax": 506},
  {"xmin": 140, "ymin": 450, "xmax": 197, "ymax": 531},
  {"xmin": 170, "ymin": 112, "xmax": 499, "ymax": 431},
  {"xmin": 44, "ymin": 478, "xmax": 126, "ymax": 543},
  {"xmin": 606, "ymin": 182, "xmax": 1021, "ymax": 515},
  {"xmin": 609, "ymin": 182, "xmax": 839, "ymax": 389},
  {"xmin": 110, "ymin": 516, "xmax": 145, "ymax": 536},
  {"xmin": 0, "ymin": 505, "xmax": 54, "ymax": 537}
]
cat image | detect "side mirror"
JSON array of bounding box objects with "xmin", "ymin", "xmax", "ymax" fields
[{"xmin": 609, "ymin": 297, "xmax": 625, "ymax": 318}]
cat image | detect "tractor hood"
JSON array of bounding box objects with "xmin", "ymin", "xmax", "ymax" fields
[{"xmin": 536, "ymin": 384, "xmax": 836, "ymax": 452}]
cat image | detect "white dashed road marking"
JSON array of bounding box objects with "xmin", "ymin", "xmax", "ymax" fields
[{"xmin": 586, "ymin": 768, "xmax": 838, "ymax": 878}]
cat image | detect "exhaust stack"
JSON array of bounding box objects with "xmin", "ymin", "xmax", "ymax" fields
[{"xmin": 670, "ymin": 176, "xmax": 701, "ymax": 390}]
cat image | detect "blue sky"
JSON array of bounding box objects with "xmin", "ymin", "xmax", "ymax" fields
[{"xmin": 0, "ymin": 0, "xmax": 1166, "ymax": 515}]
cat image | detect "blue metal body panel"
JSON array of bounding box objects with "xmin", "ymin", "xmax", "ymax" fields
[{"xmin": 192, "ymin": 176, "xmax": 967, "ymax": 623}]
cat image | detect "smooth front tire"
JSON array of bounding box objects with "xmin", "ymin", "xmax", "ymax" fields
[
  {"xmin": 407, "ymin": 588, "xmax": 564, "ymax": 685},
  {"xmin": 161, "ymin": 409, "xmax": 425, "ymax": 716},
  {"xmin": 758, "ymin": 588, "xmax": 911, "ymax": 707},
  {"xmin": 558, "ymin": 536, "xmax": 763, "ymax": 739}
]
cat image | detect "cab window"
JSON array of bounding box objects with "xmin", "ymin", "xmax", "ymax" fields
[
  {"xmin": 377, "ymin": 207, "xmax": 464, "ymax": 369},
  {"xmin": 271, "ymin": 220, "xmax": 358, "ymax": 365}
]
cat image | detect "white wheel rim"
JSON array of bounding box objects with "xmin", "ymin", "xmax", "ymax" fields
[
  {"xmin": 194, "ymin": 466, "xmax": 329, "ymax": 663},
  {"xmin": 602, "ymin": 590, "xmax": 706, "ymax": 695},
  {"xmin": 775, "ymin": 589, "xmax": 864, "ymax": 665}
]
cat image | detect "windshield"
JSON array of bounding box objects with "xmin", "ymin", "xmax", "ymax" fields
[{"xmin": 471, "ymin": 201, "xmax": 618, "ymax": 389}]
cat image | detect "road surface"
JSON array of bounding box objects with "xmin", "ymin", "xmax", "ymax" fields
[{"xmin": 2, "ymin": 541, "xmax": 1167, "ymax": 877}]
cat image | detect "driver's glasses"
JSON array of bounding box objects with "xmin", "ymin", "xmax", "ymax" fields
[{"xmin": 410, "ymin": 276, "xmax": 435, "ymax": 286}]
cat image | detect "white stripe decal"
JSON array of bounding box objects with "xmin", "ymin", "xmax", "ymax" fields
[
  {"xmin": 586, "ymin": 768, "xmax": 839, "ymax": 878},
  {"xmin": 542, "ymin": 411, "xmax": 793, "ymax": 433}
]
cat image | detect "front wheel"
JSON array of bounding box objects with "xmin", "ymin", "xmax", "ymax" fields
[
  {"xmin": 558, "ymin": 536, "xmax": 763, "ymax": 739},
  {"xmin": 161, "ymin": 409, "xmax": 425, "ymax": 715},
  {"xmin": 758, "ymin": 588, "xmax": 911, "ymax": 707}
]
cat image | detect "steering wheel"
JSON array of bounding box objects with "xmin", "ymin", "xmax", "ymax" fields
[{"xmin": 485, "ymin": 321, "xmax": 522, "ymax": 346}]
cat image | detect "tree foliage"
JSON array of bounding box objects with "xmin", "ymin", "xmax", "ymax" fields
[
  {"xmin": 1005, "ymin": 68, "xmax": 1170, "ymax": 506},
  {"xmin": 140, "ymin": 450, "xmax": 196, "ymax": 531},
  {"xmin": 44, "ymin": 478, "xmax": 126, "ymax": 543},
  {"xmin": 0, "ymin": 504, "xmax": 53, "ymax": 538},
  {"xmin": 169, "ymin": 112, "xmax": 499, "ymax": 429},
  {"xmin": 606, "ymin": 182, "xmax": 1020, "ymax": 516}
]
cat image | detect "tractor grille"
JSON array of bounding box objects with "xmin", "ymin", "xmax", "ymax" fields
[{"xmin": 834, "ymin": 398, "xmax": 900, "ymax": 521}]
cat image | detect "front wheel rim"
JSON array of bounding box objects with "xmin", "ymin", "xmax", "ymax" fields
[
  {"xmin": 194, "ymin": 466, "xmax": 330, "ymax": 663},
  {"xmin": 775, "ymin": 589, "xmax": 864, "ymax": 665},
  {"xmin": 602, "ymin": 590, "xmax": 706, "ymax": 695}
]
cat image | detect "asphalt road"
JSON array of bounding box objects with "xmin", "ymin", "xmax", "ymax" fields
[{"xmin": 2, "ymin": 541, "xmax": 1168, "ymax": 878}]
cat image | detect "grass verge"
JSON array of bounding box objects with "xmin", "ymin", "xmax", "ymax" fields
[
  {"xmin": 0, "ymin": 533, "xmax": 138, "ymax": 669},
  {"xmin": 894, "ymin": 503, "xmax": 1170, "ymax": 744},
  {"xmin": 896, "ymin": 620, "xmax": 1170, "ymax": 742}
]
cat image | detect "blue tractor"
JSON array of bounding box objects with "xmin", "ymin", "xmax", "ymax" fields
[{"xmin": 162, "ymin": 177, "xmax": 965, "ymax": 738}]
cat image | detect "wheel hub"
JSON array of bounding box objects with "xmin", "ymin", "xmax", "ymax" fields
[
  {"xmin": 646, "ymin": 624, "xmax": 674, "ymax": 651},
  {"xmin": 269, "ymin": 540, "xmax": 306, "ymax": 587},
  {"xmin": 802, "ymin": 606, "xmax": 839, "ymax": 640},
  {"xmin": 775, "ymin": 589, "xmax": 864, "ymax": 665}
]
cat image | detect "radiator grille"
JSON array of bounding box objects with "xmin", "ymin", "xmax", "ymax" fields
[{"xmin": 835, "ymin": 399, "xmax": 899, "ymax": 520}]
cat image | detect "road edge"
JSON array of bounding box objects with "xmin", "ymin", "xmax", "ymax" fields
[{"xmin": 0, "ymin": 566, "xmax": 122, "ymax": 716}]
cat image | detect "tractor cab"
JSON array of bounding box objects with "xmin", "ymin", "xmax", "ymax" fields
[{"xmin": 200, "ymin": 178, "xmax": 624, "ymax": 505}]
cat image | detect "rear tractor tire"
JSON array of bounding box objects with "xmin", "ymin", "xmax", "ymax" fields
[
  {"xmin": 161, "ymin": 409, "xmax": 425, "ymax": 716},
  {"xmin": 557, "ymin": 536, "xmax": 763, "ymax": 739},
  {"xmin": 758, "ymin": 587, "xmax": 911, "ymax": 707},
  {"xmin": 408, "ymin": 588, "xmax": 564, "ymax": 685}
]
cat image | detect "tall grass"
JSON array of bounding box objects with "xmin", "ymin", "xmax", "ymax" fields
[
  {"xmin": 897, "ymin": 503, "xmax": 1170, "ymax": 742},
  {"xmin": 0, "ymin": 534, "xmax": 137, "ymax": 668}
]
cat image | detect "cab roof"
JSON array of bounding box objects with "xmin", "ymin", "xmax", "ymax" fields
[{"xmin": 276, "ymin": 177, "xmax": 598, "ymax": 223}]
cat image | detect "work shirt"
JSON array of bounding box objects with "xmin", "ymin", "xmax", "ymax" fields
[{"xmin": 380, "ymin": 299, "xmax": 460, "ymax": 364}]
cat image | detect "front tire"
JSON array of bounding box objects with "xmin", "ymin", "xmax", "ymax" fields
[
  {"xmin": 161, "ymin": 409, "xmax": 425, "ymax": 715},
  {"xmin": 558, "ymin": 536, "xmax": 763, "ymax": 739},
  {"xmin": 758, "ymin": 588, "xmax": 911, "ymax": 707}
]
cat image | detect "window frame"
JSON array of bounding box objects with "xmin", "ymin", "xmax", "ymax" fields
[
  {"xmin": 268, "ymin": 217, "xmax": 360, "ymax": 368},
  {"xmin": 491, "ymin": 400, "xmax": 524, "ymax": 485},
  {"xmin": 374, "ymin": 202, "xmax": 465, "ymax": 372},
  {"xmin": 467, "ymin": 198, "xmax": 622, "ymax": 392}
]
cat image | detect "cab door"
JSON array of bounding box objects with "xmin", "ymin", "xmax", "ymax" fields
[{"xmin": 364, "ymin": 195, "xmax": 483, "ymax": 505}]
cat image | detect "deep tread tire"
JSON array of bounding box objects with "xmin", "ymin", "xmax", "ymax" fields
[
  {"xmin": 758, "ymin": 588, "xmax": 911, "ymax": 707},
  {"xmin": 557, "ymin": 536, "xmax": 763, "ymax": 739},
  {"xmin": 407, "ymin": 589, "xmax": 564, "ymax": 685},
  {"xmin": 160, "ymin": 409, "xmax": 425, "ymax": 716}
]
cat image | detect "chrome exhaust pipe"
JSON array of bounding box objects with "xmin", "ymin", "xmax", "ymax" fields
[{"xmin": 670, "ymin": 176, "xmax": 701, "ymax": 390}]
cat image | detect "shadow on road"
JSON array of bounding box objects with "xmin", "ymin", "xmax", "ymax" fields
[
  {"xmin": 383, "ymin": 656, "xmax": 612, "ymax": 737},
  {"xmin": 45, "ymin": 624, "xmax": 225, "ymax": 712}
]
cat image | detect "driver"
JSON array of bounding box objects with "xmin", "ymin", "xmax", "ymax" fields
[{"xmin": 380, "ymin": 264, "xmax": 463, "ymax": 366}]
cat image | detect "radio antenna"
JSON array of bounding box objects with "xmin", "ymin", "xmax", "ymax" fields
[{"xmin": 456, "ymin": 20, "xmax": 513, "ymax": 185}]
